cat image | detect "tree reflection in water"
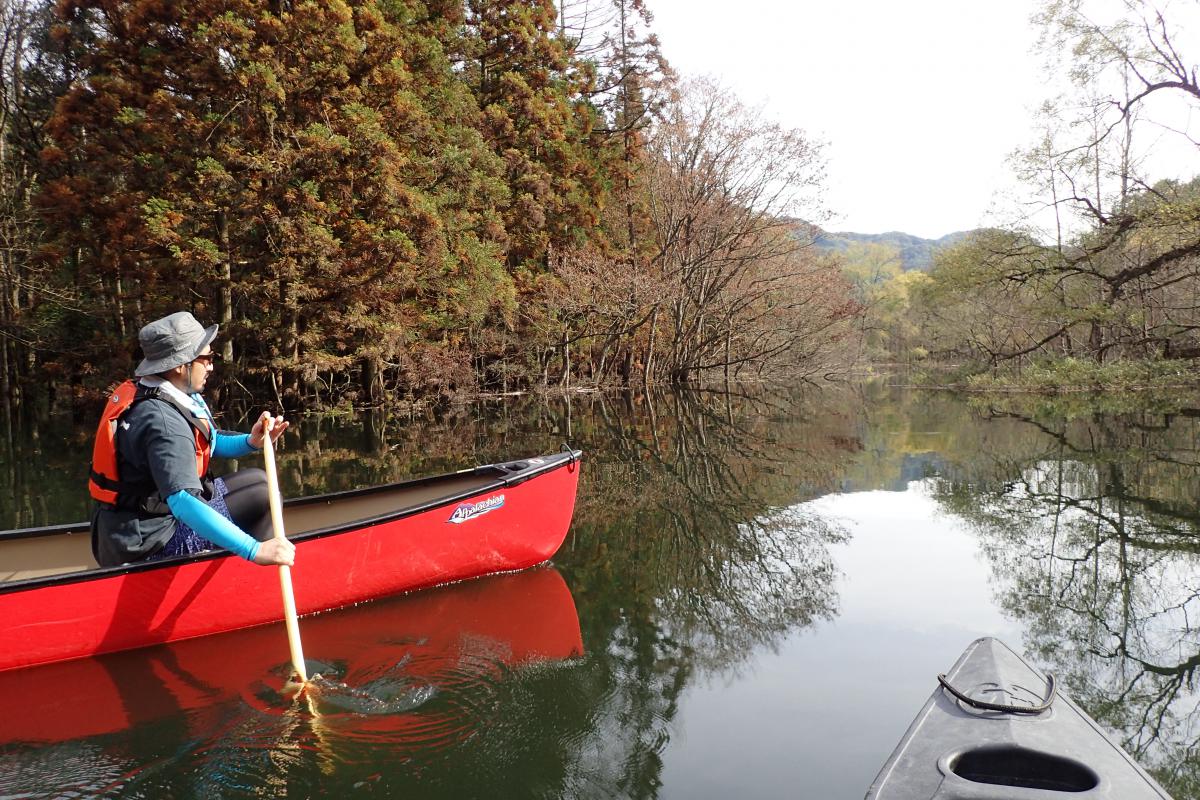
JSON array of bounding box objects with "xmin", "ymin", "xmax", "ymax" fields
[
  {"xmin": 547, "ymin": 388, "xmax": 856, "ymax": 797},
  {"xmin": 0, "ymin": 386, "xmax": 864, "ymax": 799},
  {"xmin": 14, "ymin": 385, "xmax": 1200, "ymax": 796},
  {"xmin": 926, "ymin": 402, "xmax": 1200, "ymax": 796}
]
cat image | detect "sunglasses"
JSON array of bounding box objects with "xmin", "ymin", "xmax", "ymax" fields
[{"xmin": 193, "ymin": 353, "xmax": 220, "ymax": 366}]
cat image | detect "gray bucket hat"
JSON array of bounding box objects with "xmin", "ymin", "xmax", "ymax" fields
[{"xmin": 134, "ymin": 311, "xmax": 219, "ymax": 377}]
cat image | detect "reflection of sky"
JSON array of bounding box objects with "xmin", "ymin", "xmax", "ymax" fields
[
  {"xmin": 977, "ymin": 460, "xmax": 1200, "ymax": 659},
  {"xmin": 965, "ymin": 459, "xmax": 1200, "ymax": 762},
  {"xmin": 813, "ymin": 483, "xmax": 1014, "ymax": 637},
  {"xmin": 657, "ymin": 480, "xmax": 1023, "ymax": 799}
]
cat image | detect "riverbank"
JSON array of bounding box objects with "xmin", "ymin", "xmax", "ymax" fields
[{"xmin": 898, "ymin": 356, "xmax": 1198, "ymax": 394}]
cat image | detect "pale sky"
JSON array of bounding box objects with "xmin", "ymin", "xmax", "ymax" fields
[{"xmin": 643, "ymin": 0, "xmax": 1064, "ymax": 239}]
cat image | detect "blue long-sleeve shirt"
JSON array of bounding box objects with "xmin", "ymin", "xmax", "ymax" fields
[{"xmin": 213, "ymin": 431, "xmax": 256, "ymax": 459}]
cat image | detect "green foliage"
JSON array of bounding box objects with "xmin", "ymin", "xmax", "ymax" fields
[
  {"xmin": 837, "ymin": 242, "xmax": 931, "ymax": 361},
  {"xmin": 904, "ymin": 1, "xmax": 1200, "ymax": 386},
  {"xmin": 965, "ymin": 357, "xmax": 1200, "ymax": 393},
  {"xmin": 840, "ymin": 241, "xmax": 902, "ymax": 288},
  {"xmin": 964, "ymin": 386, "xmax": 1196, "ymax": 419}
]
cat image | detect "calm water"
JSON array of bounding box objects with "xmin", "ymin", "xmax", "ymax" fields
[{"xmin": 1, "ymin": 385, "xmax": 1198, "ymax": 798}]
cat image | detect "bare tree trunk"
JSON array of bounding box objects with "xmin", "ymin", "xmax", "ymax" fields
[
  {"xmin": 723, "ymin": 326, "xmax": 731, "ymax": 382},
  {"xmin": 0, "ymin": 336, "xmax": 11, "ymax": 438},
  {"xmin": 280, "ymin": 279, "xmax": 299, "ymax": 402},
  {"xmin": 217, "ymin": 211, "xmax": 233, "ymax": 362},
  {"xmin": 114, "ymin": 273, "xmax": 127, "ymax": 340},
  {"xmin": 559, "ymin": 329, "xmax": 570, "ymax": 387},
  {"xmin": 361, "ymin": 356, "xmax": 381, "ymax": 405},
  {"xmin": 643, "ymin": 304, "xmax": 658, "ymax": 387}
]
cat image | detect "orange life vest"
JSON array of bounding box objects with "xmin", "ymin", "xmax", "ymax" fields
[{"xmin": 88, "ymin": 380, "xmax": 213, "ymax": 505}]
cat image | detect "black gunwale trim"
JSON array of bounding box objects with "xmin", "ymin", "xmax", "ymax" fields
[
  {"xmin": 0, "ymin": 450, "xmax": 582, "ymax": 596},
  {"xmin": 0, "ymin": 521, "xmax": 89, "ymax": 540}
]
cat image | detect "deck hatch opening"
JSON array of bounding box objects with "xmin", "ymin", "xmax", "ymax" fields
[{"xmin": 950, "ymin": 746, "xmax": 1099, "ymax": 792}]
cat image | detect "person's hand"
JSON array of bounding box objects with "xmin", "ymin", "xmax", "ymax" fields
[
  {"xmin": 249, "ymin": 411, "xmax": 289, "ymax": 450},
  {"xmin": 253, "ymin": 536, "xmax": 295, "ymax": 567}
]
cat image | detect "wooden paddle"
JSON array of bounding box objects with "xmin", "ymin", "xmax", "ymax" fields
[{"xmin": 261, "ymin": 415, "xmax": 308, "ymax": 683}]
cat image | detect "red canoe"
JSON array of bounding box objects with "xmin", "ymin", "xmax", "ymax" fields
[
  {"xmin": 0, "ymin": 450, "xmax": 582, "ymax": 672},
  {"xmin": 0, "ymin": 566, "xmax": 583, "ymax": 745}
]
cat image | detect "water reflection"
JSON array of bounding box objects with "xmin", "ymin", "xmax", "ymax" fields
[
  {"xmin": 575, "ymin": 390, "xmax": 854, "ymax": 662},
  {"xmin": 10, "ymin": 385, "xmax": 1200, "ymax": 796},
  {"xmin": 921, "ymin": 402, "xmax": 1200, "ymax": 793},
  {"xmin": 0, "ymin": 568, "xmax": 582, "ymax": 796},
  {"xmin": 546, "ymin": 389, "xmax": 859, "ymax": 797},
  {"xmin": 0, "ymin": 388, "xmax": 861, "ymax": 799}
]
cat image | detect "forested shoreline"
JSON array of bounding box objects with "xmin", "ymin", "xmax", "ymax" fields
[
  {"xmin": 844, "ymin": 1, "xmax": 1200, "ymax": 392},
  {"xmin": 0, "ymin": 0, "xmax": 860, "ymax": 417},
  {"xmin": 1, "ymin": 0, "xmax": 1196, "ymax": 421}
]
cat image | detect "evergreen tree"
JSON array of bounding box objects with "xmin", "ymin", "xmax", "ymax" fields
[
  {"xmin": 462, "ymin": 0, "xmax": 602, "ymax": 268},
  {"xmin": 40, "ymin": 0, "xmax": 509, "ymax": 405}
]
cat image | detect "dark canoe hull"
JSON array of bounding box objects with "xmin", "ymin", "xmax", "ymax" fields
[
  {"xmin": 866, "ymin": 637, "xmax": 1172, "ymax": 799},
  {"xmin": 0, "ymin": 451, "xmax": 582, "ymax": 672},
  {"xmin": 0, "ymin": 566, "xmax": 583, "ymax": 745}
]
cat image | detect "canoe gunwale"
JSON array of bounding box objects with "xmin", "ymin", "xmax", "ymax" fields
[
  {"xmin": 0, "ymin": 521, "xmax": 88, "ymax": 540},
  {"xmin": 0, "ymin": 449, "xmax": 582, "ymax": 597}
]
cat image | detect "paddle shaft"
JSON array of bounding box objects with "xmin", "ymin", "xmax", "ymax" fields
[{"xmin": 261, "ymin": 418, "xmax": 308, "ymax": 683}]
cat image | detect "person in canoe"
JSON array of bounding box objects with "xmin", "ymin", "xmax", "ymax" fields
[{"xmin": 88, "ymin": 311, "xmax": 296, "ymax": 568}]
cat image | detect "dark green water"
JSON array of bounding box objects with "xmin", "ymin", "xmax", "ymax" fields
[{"xmin": 1, "ymin": 385, "xmax": 1198, "ymax": 798}]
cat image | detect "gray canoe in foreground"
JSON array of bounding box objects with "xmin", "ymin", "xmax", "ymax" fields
[{"xmin": 865, "ymin": 637, "xmax": 1172, "ymax": 799}]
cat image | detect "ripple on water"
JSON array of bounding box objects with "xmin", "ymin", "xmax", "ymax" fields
[
  {"xmin": 225, "ymin": 643, "xmax": 523, "ymax": 768},
  {"xmin": 0, "ymin": 568, "xmax": 585, "ymax": 796},
  {"xmin": 0, "ymin": 740, "xmax": 134, "ymax": 798}
]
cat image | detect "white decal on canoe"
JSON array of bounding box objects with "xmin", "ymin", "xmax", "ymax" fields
[{"xmin": 447, "ymin": 494, "xmax": 506, "ymax": 524}]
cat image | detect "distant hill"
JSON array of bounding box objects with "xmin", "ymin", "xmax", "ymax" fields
[{"xmin": 811, "ymin": 228, "xmax": 976, "ymax": 272}]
